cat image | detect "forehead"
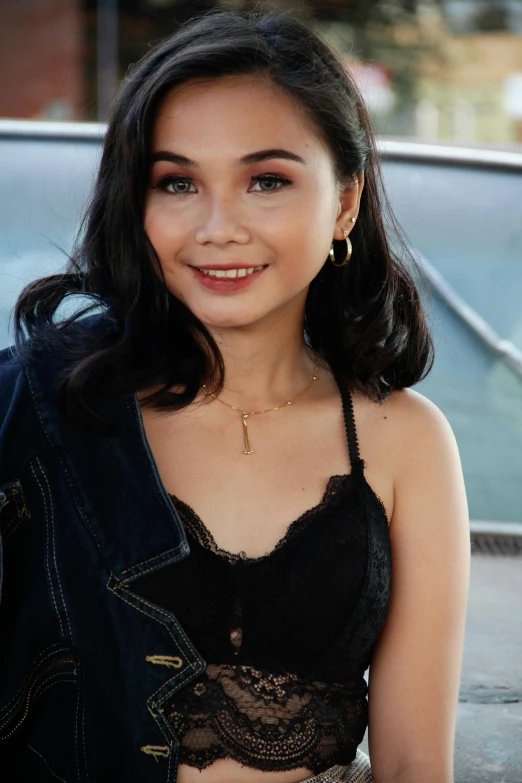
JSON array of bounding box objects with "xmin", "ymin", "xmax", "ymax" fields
[{"xmin": 150, "ymin": 74, "xmax": 329, "ymax": 160}]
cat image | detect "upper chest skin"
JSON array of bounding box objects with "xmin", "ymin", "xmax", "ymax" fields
[{"xmin": 139, "ymin": 375, "xmax": 395, "ymax": 559}]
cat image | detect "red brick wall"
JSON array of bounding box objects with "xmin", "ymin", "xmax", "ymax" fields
[{"xmin": 0, "ymin": 0, "xmax": 83, "ymax": 120}]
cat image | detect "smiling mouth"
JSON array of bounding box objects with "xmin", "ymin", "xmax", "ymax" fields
[{"xmin": 194, "ymin": 265, "xmax": 266, "ymax": 278}]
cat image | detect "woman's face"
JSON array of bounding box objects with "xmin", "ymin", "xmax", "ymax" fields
[{"xmin": 144, "ymin": 74, "xmax": 359, "ymax": 331}]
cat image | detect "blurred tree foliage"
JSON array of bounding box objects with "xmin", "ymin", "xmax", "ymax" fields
[
  {"xmin": 474, "ymin": 7, "xmax": 509, "ymax": 33},
  {"xmin": 226, "ymin": 1, "xmax": 445, "ymax": 108},
  {"xmin": 86, "ymin": 0, "xmax": 445, "ymax": 118},
  {"xmin": 247, "ymin": 1, "xmax": 439, "ymax": 104}
]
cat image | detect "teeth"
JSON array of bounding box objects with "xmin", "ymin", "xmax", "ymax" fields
[{"xmin": 198, "ymin": 266, "xmax": 265, "ymax": 278}]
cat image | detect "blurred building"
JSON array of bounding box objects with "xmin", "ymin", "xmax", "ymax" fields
[
  {"xmin": 0, "ymin": 0, "xmax": 83, "ymax": 121},
  {"xmin": 417, "ymin": 2, "xmax": 522, "ymax": 143},
  {"xmin": 0, "ymin": 0, "xmax": 521, "ymax": 143}
]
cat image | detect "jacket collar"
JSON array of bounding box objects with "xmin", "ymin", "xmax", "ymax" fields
[{"xmin": 23, "ymin": 318, "xmax": 190, "ymax": 584}]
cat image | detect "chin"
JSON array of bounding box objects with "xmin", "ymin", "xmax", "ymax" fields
[
  {"xmin": 200, "ymin": 313, "xmax": 263, "ymax": 330},
  {"xmin": 189, "ymin": 302, "xmax": 266, "ymax": 331}
]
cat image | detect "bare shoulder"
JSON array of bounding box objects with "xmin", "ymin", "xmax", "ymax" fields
[
  {"xmin": 385, "ymin": 386, "xmax": 450, "ymax": 422},
  {"xmin": 385, "ymin": 388, "xmax": 458, "ymax": 465},
  {"xmin": 355, "ymin": 385, "xmax": 450, "ymax": 426},
  {"xmin": 348, "ymin": 386, "xmax": 464, "ymax": 526},
  {"xmin": 352, "ymin": 386, "xmax": 457, "ymax": 462}
]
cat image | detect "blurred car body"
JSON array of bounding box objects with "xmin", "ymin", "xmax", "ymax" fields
[{"xmin": 1, "ymin": 119, "xmax": 522, "ymax": 523}]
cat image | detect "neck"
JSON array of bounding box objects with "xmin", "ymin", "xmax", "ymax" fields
[{"xmin": 207, "ymin": 315, "xmax": 317, "ymax": 411}]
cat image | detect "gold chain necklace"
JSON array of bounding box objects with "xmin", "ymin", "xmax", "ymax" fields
[{"xmin": 202, "ymin": 356, "xmax": 320, "ymax": 455}]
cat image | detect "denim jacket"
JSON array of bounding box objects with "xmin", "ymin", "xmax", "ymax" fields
[{"xmin": 0, "ymin": 318, "xmax": 206, "ymax": 782}]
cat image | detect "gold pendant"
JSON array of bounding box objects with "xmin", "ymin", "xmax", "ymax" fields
[{"xmin": 242, "ymin": 413, "xmax": 254, "ymax": 455}]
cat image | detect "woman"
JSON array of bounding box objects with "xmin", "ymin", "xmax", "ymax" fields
[{"xmin": 0, "ymin": 9, "xmax": 469, "ymax": 783}]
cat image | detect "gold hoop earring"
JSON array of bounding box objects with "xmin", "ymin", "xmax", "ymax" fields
[{"xmin": 329, "ymin": 230, "xmax": 352, "ymax": 267}]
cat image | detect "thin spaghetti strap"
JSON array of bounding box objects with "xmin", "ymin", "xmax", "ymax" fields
[{"xmin": 336, "ymin": 380, "xmax": 364, "ymax": 471}]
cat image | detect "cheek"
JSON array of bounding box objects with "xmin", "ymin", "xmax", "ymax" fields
[
  {"xmin": 142, "ymin": 205, "xmax": 158, "ymax": 253},
  {"xmin": 293, "ymin": 179, "xmax": 337, "ymax": 242},
  {"xmin": 144, "ymin": 207, "xmax": 168, "ymax": 252},
  {"xmin": 143, "ymin": 205, "xmax": 183, "ymax": 269},
  {"xmin": 276, "ymin": 201, "xmax": 335, "ymax": 276},
  {"xmin": 143, "ymin": 208, "xmax": 186, "ymax": 299}
]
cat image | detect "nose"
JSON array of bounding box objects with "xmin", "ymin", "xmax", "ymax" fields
[{"xmin": 194, "ymin": 193, "xmax": 250, "ymax": 246}]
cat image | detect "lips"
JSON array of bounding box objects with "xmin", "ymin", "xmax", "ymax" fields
[
  {"xmin": 195, "ymin": 265, "xmax": 265, "ymax": 279},
  {"xmin": 191, "ymin": 264, "xmax": 268, "ymax": 291}
]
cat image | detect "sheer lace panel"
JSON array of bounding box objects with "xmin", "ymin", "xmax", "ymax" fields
[{"xmin": 167, "ymin": 663, "xmax": 368, "ymax": 774}]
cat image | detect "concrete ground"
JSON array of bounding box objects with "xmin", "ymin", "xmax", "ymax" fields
[
  {"xmin": 455, "ymin": 555, "xmax": 522, "ymax": 782},
  {"xmin": 360, "ymin": 554, "xmax": 522, "ymax": 781}
]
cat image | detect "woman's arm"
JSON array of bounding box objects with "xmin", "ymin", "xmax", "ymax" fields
[{"xmin": 367, "ymin": 390, "xmax": 470, "ymax": 783}]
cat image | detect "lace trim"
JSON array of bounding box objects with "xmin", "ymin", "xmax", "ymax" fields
[
  {"xmin": 372, "ymin": 491, "xmax": 389, "ymax": 528},
  {"xmin": 170, "ymin": 474, "xmax": 356, "ymax": 565},
  {"xmin": 337, "ymin": 384, "xmax": 361, "ymax": 466},
  {"xmin": 166, "ymin": 663, "xmax": 367, "ymax": 774}
]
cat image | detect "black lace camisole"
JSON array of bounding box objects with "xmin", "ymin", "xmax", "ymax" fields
[{"xmin": 133, "ymin": 384, "xmax": 391, "ymax": 775}]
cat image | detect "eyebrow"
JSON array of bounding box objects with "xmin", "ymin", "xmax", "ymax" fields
[{"xmin": 150, "ymin": 148, "xmax": 307, "ymax": 167}]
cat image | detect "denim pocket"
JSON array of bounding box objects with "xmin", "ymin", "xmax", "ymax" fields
[
  {"xmin": 0, "ymin": 644, "xmax": 77, "ymax": 740},
  {"xmin": 0, "ymin": 644, "xmax": 79, "ymax": 780}
]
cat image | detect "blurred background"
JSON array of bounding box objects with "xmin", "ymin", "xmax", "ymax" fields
[
  {"xmin": 2, "ymin": 0, "xmax": 522, "ymax": 143},
  {"xmin": 1, "ymin": 0, "xmax": 522, "ymax": 528}
]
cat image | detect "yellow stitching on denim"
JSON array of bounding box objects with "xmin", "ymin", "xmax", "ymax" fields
[
  {"xmin": 24, "ymin": 370, "xmax": 105, "ymax": 557},
  {"xmin": 107, "ymin": 583, "xmax": 199, "ymax": 700},
  {"xmin": 107, "ymin": 577, "xmax": 200, "ymax": 658},
  {"xmin": 75, "ymin": 675, "xmax": 82, "ymax": 783},
  {"xmin": 107, "ymin": 581, "xmax": 179, "ymax": 643},
  {"xmin": 107, "ymin": 575, "xmax": 203, "ymax": 755},
  {"xmin": 3, "ymin": 513, "xmax": 25, "ymax": 542},
  {"xmin": 120, "ymin": 395, "xmax": 188, "ymax": 577},
  {"xmin": 80, "ymin": 680, "xmax": 90, "ymax": 783},
  {"xmin": 0, "ymin": 671, "xmax": 76, "ymax": 742},
  {"xmin": 0, "ymin": 644, "xmax": 65, "ymax": 718},
  {"xmin": 119, "ymin": 542, "xmax": 186, "ymax": 577},
  {"xmin": 167, "ymin": 732, "xmax": 174, "ymax": 779},
  {"xmin": 33, "ymin": 676, "xmax": 77, "ymax": 705},
  {"xmin": 145, "ymin": 655, "xmax": 183, "ymax": 669},
  {"xmin": 28, "ymin": 744, "xmax": 68, "ymax": 783},
  {"xmin": 11, "ymin": 486, "xmax": 30, "ymax": 520},
  {"xmin": 36, "ymin": 456, "xmax": 73, "ymax": 639},
  {"xmin": 2, "ymin": 481, "xmax": 30, "ymax": 520},
  {"xmin": 1, "ymin": 482, "xmax": 30, "ymax": 543},
  {"xmin": 0, "ymin": 658, "xmax": 76, "ymax": 730},
  {"xmin": 140, "ymin": 745, "xmax": 170, "ymax": 761},
  {"xmin": 30, "ymin": 462, "xmax": 65, "ymax": 638},
  {"xmin": 144, "ymin": 690, "xmax": 180, "ymax": 771}
]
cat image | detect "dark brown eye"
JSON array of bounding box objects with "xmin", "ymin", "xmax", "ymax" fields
[
  {"xmin": 156, "ymin": 176, "xmax": 196, "ymax": 194},
  {"xmin": 250, "ymin": 174, "xmax": 291, "ymax": 192}
]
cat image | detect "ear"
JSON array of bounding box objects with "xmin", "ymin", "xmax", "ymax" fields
[{"xmin": 333, "ymin": 172, "xmax": 364, "ymax": 241}]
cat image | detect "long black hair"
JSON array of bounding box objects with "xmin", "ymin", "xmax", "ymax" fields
[{"xmin": 14, "ymin": 9, "xmax": 433, "ymax": 428}]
